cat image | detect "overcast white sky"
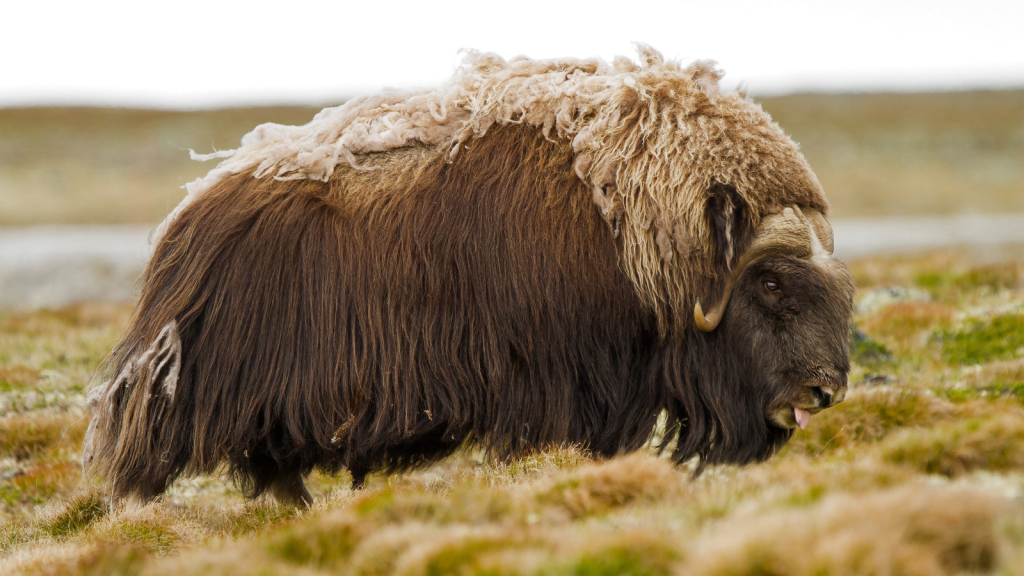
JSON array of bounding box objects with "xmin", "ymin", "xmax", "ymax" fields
[{"xmin": 2, "ymin": 0, "xmax": 1023, "ymax": 108}]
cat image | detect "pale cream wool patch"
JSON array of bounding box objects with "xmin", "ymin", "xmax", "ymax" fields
[{"xmin": 161, "ymin": 45, "xmax": 827, "ymax": 329}]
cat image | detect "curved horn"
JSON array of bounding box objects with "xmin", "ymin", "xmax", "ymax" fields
[
  {"xmin": 694, "ymin": 206, "xmax": 824, "ymax": 332},
  {"xmin": 694, "ymin": 298, "xmax": 721, "ymax": 332},
  {"xmin": 802, "ymin": 207, "xmax": 834, "ymax": 254}
]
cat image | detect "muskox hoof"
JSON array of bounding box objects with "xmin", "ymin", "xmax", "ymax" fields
[
  {"xmin": 269, "ymin": 471, "xmax": 314, "ymax": 508},
  {"xmin": 350, "ymin": 466, "xmax": 368, "ymax": 490}
]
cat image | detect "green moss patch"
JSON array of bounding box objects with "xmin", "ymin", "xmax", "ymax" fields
[
  {"xmin": 915, "ymin": 263, "xmax": 1020, "ymax": 299},
  {"xmin": 565, "ymin": 536, "xmax": 679, "ymax": 576},
  {"xmin": 936, "ymin": 380, "xmax": 1024, "ymax": 404},
  {"xmin": 939, "ymin": 313, "xmax": 1024, "ymax": 366},
  {"xmin": 850, "ymin": 327, "xmax": 895, "ymax": 368}
]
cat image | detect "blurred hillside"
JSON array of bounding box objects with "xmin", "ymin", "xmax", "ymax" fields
[
  {"xmin": 766, "ymin": 91, "xmax": 1024, "ymax": 217},
  {"xmin": 0, "ymin": 91, "xmax": 1021, "ymax": 226},
  {"xmin": 0, "ymin": 107, "xmax": 322, "ymax": 226}
]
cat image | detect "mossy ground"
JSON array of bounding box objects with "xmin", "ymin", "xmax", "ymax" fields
[{"xmin": 1, "ymin": 248, "xmax": 1024, "ymax": 575}]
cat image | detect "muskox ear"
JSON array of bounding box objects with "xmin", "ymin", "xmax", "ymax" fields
[{"xmin": 704, "ymin": 183, "xmax": 750, "ymax": 273}]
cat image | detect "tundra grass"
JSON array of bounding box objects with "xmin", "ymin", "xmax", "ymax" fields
[{"xmin": 2, "ymin": 248, "xmax": 1024, "ymax": 575}]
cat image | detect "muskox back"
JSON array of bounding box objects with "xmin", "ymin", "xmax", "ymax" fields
[{"xmin": 84, "ymin": 126, "xmax": 666, "ymax": 502}]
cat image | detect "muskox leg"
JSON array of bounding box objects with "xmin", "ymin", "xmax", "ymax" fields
[
  {"xmin": 269, "ymin": 470, "xmax": 314, "ymax": 508},
  {"xmin": 349, "ymin": 464, "xmax": 368, "ymax": 490}
]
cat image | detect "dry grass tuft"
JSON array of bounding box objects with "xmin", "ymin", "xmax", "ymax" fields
[
  {"xmin": 0, "ymin": 544, "xmax": 94, "ymax": 576},
  {"xmin": 862, "ymin": 301, "xmax": 955, "ymax": 352},
  {"xmin": 342, "ymin": 522, "xmax": 437, "ymax": 576},
  {"xmin": 1, "ymin": 461, "xmax": 81, "ymax": 516},
  {"xmin": 471, "ymin": 445, "xmax": 594, "ymax": 487},
  {"xmin": 264, "ymin": 512, "xmax": 365, "ymax": 571},
  {"xmin": 0, "ymin": 413, "xmax": 87, "ymax": 460},
  {"xmin": 532, "ymin": 453, "xmax": 680, "ymax": 518},
  {"xmin": 391, "ymin": 526, "xmax": 680, "ymax": 576},
  {"xmin": 781, "ymin": 385, "xmax": 950, "ymax": 457},
  {"xmin": 259, "ymin": 519, "xmax": 681, "ymax": 576},
  {"xmin": 969, "ymin": 358, "xmax": 1024, "ymax": 387},
  {"xmin": 385, "ymin": 525, "xmax": 522, "ymax": 576},
  {"xmin": 37, "ymin": 491, "xmax": 108, "ymax": 540},
  {"xmin": 0, "ymin": 304, "xmax": 129, "ymax": 336},
  {"xmin": 66, "ymin": 543, "xmax": 148, "ymax": 576},
  {"xmin": 935, "ymin": 359, "xmax": 1024, "ymax": 405},
  {"xmin": 0, "ymin": 368, "xmax": 39, "ymax": 392},
  {"xmin": 349, "ymin": 481, "xmax": 515, "ymax": 526},
  {"xmin": 881, "ymin": 413, "xmax": 1024, "ymax": 477},
  {"xmin": 222, "ymin": 500, "xmax": 302, "ymax": 537},
  {"xmin": 687, "ymin": 485, "xmax": 1000, "ymax": 576},
  {"xmin": 87, "ymin": 502, "xmax": 204, "ymax": 555},
  {"xmin": 724, "ymin": 458, "xmax": 917, "ymax": 514}
]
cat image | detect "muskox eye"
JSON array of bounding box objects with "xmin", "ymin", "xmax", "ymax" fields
[{"xmin": 763, "ymin": 279, "xmax": 780, "ymax": 293}]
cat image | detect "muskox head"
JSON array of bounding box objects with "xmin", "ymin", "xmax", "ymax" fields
[{"xmin": 688, "ymin": 202, "xmax": 854, "ymax": 460}]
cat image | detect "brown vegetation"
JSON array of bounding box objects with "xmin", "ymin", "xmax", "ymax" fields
[
  {"xmin": 0, "ymin": 413, "xmax": 86, "ymax": 460},
  {"xmin": 1, "ymin": 250, "xmax": 1024, "ymax": 574},
  {"xmin": 687, "ymin": 486, "xmax": 1001, "ymax": 576}
]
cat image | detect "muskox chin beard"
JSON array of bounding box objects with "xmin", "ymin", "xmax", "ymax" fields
[{"xmin": 663, "ymin": 334, "xmax": 794, "ymax": 472}]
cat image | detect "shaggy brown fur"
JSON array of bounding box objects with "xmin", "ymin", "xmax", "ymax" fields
[
  {"xmin": 162, "ymin": 47, "xmax": 829, "ymax": 332},
  {"xmin": 84, "ymin": 50, "xmax": 855, "ymax": 504}
]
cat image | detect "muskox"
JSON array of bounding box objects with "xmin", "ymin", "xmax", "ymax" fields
[{"xmin": 83, "ymin": 47, "xmax": 855, "ymax": 506}]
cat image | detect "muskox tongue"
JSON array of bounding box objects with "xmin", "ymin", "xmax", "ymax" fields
[{"xmin": 794, "ymin": 407, "xmax": 811, "ymax": 430}]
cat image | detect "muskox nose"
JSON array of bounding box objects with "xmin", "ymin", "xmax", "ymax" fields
[{"xmin": 814, "ymin": 386, "xmax": 844, "ymax": 408}]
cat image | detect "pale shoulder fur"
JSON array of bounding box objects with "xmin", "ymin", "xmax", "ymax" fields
[{"xmin": 159, "ymin": 45, "xmax": 827, "ymax": 327}]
